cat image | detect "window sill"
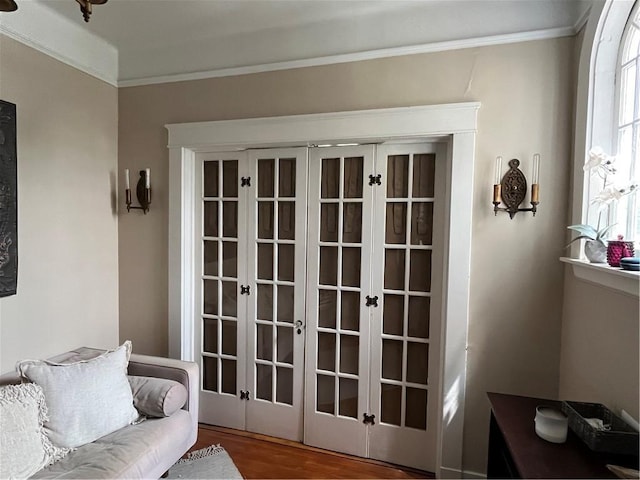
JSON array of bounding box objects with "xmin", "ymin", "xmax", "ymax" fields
[{"xmin": 560, "ymin": 257, "xmax": 639, "ymax": 297}]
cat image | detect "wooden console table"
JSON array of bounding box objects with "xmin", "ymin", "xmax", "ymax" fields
[{"xmin": 487, "ymin": 392, "xmax": 621, "ymax": 479}]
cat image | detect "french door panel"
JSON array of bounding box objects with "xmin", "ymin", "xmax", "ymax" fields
[
  {"xmin": 245, "ymin": 148, "xmax": 308, "ymax": 442},
  {"xmin": 304, "ymin": 145, "xmax": 375, "ymax": 458},
  {"xmin": 195, "ymin": 152, "xmax": 249, "ymax": 430},
  {"xmin": 368, "ymin": 143, "xmax": 446, "ymax": 472},
  {"xmin": 193, "ymin": 143, "xmax": 445, "ymax": 472}
]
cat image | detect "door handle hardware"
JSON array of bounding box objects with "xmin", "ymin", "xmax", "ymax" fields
[
  {"xmin": 363, "ymin": 413, "xmax": 376, "ymax": 425},
  {"xmin": 240, "ymin": 390, "xmax": 251, "ymax": 400},
  {"xmin": 241, "ymin": 177, "xmax": 251, "ymax": 187},
  {"xmin": 240, "ymin": 285, "xmax": 250, "ymax": 295},
  {"xmin": 294, "ymin": 320, "xmax": 304, "ymax": 335},
  {"xmin": 365, "ymin": 295, "xmax": 379, "ymax": 307}
]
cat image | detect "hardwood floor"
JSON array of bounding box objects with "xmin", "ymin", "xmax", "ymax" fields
[{"xmin": 191, "ymin": 424, "xmax": 434, "ymax": 479}]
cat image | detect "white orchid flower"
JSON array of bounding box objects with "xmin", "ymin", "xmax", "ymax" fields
[
  {"xmin": 591, "ymin": 182, "xmax": 638, "ymax": 210},
  {"xmin": 584, "ymin": 147, "xmax": 616, "ymax": 175}
]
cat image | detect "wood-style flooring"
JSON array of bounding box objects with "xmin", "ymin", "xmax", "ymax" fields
[{"xmin": 191, "ymin": 424, "xmax": 433, "ymax": 479}]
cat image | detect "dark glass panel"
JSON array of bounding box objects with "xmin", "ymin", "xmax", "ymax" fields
[
  {"xmin": 202, "ymin": 356, "xmax": 218, "ymax": 392},
  {"xmin": 203, "ymin": 202, "xmax": 218, "ymax": 237},
  {"xmin": 343, "ymin": 157, "xmax": 363, "ymax": 198},
  {"xmin": 203, "ymin": 161, "xmax": 219, "ymax": 198},
  {"xmin": 381, "ymin": 383, "xmax": 402, "ymax": 426},
  {"xmin": 221, "ymin": 320, "xmax": 237, "ymax": 356},
  {"xmin": 258, "ymin": 159, "xmax": 275, "ymax": 198},
  {"xmin": 387, "ymin": 155, "xmax": 409, "ymax": 198},
  {"xmin": 222, "ymin": 160, "xmax": 238, "ymax": 198},
  {"xmin": 383, "ymin": 294, "xmax": 404, "ymax": 336},
  {"xmin": 279, "ymin": 158, "xmax": 296, "ymax": 197}
]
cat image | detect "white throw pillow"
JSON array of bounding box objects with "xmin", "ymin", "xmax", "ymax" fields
[
  {"xmin": 0, "ymin": 383, "xmax": 70, "ymax": 479},
  {"xmin": 17, "ymin": 341, "xmax": 139, "ymax": 449}
]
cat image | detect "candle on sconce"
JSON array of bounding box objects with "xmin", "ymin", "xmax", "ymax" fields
[
  {"xmin": 145, "ymin": 168, "xmax": 151, "ymax": 189},
  {"xmin": 531, "ymin": 154, "xmax": 540, "ymax": 203},
  {"xmin": 494, "ymin": 156, "xmax": 503, "ymax": 185},
  {"xmin": 493, "ymin": 156, "xmax": 503, "ymax": 203},
  {"xmin": 125, "ymin": 169, "xmax": 130, "ymax": 190}
]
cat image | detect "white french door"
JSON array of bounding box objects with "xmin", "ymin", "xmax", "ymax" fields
[
  {"xmin": 194, "ymin": 142, "xmax": 444, "ymax": 472},
  {"xmin": 304, "ymin": 143, "xmax": 444, "ymax": 472},
  {"xmin": 367, "ymin": 144, "xmax": 444, "ymax": 471},
  {"xmin": 194, "ymin": 148, "xmax": 307, "ymax": 441},
  {"xmin": 195, "ymin": 152, "xmax": 247, "ymax": 430},
  {"xmin": 304, "ymin": 145, "xmax": 376, "ymax": 458},
  {"xmin": 245, "ymin": 148, "xmax": 307, "ymax": 441}
]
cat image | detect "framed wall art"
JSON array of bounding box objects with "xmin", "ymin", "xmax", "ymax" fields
[{"xmin": 0, "ymin": 100, "xmax": 17, "ymax": 297}]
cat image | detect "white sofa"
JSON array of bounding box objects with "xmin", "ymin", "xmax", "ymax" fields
[{"xmin": 0, "ymin": 346, "xmax": 199, "ymax": 479}]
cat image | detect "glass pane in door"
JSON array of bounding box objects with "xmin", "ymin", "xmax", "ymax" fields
[{"xmin": 201, "ymin": 159, "xmax": 239, "ymax": 395}]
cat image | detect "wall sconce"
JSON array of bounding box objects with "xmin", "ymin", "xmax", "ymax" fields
[
  {"xmin": 125, "ymin": 168, "xmax": 151, "ymax": 214},
  {"xmin": 492, "ymin": 154, "xmax": 540, "ymax": 219}
]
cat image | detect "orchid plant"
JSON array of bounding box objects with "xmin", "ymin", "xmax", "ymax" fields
[{"xmin": 567, "ymin": 147, "xmax": 638, "ymax": 249}]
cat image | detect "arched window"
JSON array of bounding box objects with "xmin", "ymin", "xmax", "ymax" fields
[{"xmin": 615, "ymin": 1, "xmax": 640, "ymax": 242}]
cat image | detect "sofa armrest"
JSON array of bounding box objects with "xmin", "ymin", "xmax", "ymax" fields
[{"xmin": 127, "ymin": 354, "xmax": 199, "ymax": 432}]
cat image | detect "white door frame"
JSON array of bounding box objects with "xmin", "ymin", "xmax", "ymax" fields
[{"xmin": 166, "ymin": 103, "xmax": 479, "ymax": 478}]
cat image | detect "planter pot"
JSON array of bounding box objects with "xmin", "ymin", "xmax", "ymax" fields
[
  {"xmin": 607, "ymin": 241, "xmax": 635, "ymax": 267},
  {"xmin": 584, "ymin": 240, "xmax": 607, "ymax": 263}
]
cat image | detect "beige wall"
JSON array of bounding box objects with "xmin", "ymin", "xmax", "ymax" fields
[
  {"xmin": 119, "ymin": 37, "xmax": 575, "ymax": 474},
  {"xmin": 0, "ymin": 35, "xmax": 119, "ymax": 370},
  {"xmin": 559, "ymin": 273, "xmax": 639, "ymax": 419}
]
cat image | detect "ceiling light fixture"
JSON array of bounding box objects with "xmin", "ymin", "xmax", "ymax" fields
[
  {"xmin": 0, "ymin": 0, "xmax": 108, "ymax": 22},
  {"xmin": 0, "ymin": 0, "xmax": 17, "ymax": 12}
]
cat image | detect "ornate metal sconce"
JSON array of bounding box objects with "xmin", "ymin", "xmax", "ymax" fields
[
  {"xmin": 493, "ymin": 155, "xmax": 540, "ymax": 219},
  {"xmin": 125, "ymin": 168, "xmax": 151, "ymax": 214}
]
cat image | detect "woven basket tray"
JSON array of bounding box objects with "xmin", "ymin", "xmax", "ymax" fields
[{"xmin": 561, "ymin": 401, "xmax": 639, "ymax": 456}]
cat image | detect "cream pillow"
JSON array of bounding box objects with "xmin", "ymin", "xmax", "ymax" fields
[
  {"xmin": 0, "ymin": 383, "xmax": 70, "ymax": 478},
  {"xmin": 17, "ymin": 341, "xmax": 139, "ymax": 449}
]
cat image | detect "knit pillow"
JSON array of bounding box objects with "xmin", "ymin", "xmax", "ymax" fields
[{"xmin": 0, "ymin": 383, "xmax": 70, "ymax": 478}]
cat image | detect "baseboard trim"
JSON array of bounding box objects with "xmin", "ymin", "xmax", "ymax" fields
[{"xmin": 440, "ymin": 466, "xmax": 487, "ymax": 479}]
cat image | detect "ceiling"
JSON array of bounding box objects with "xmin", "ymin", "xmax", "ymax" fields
[{"xmin": 1, "ymin": 0, "xmax": 591, "ymax": 86}]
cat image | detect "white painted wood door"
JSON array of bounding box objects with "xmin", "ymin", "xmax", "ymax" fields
[
  {"xmin": 367, "ymin": 143, "xmax": 445, "ymax": 472},
  {"xmin": 305, "ymin": 143, "xmax": 444, "ymax": 472},
  {"xmin": 195, "ymin": 149, "xmax": 307, "ymax": 441},
  {"xmin": 304, "ymin": 145, "xmax": 376, "ymax": 458},
  {"xmin": 245, "ymin": 148, "xmax": 307, "ymax": 441},
  {"xmin": 194, "ymin": 151, "xmax": 249, "ymax": 431}
]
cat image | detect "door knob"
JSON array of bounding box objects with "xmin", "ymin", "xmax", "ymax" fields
[{"xmin": 294, "ymin": 320, "xmax": 304, "ymax": 334}]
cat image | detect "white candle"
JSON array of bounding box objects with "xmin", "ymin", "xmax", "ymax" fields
[
  {"xmin": 532, "ymin": 153, "xmax": 540, "ymax": 184},
  {"xmin": 125, "ymin": 169, "xmax": 130, "ymax": 190},
  {"xmin": 145, "ymin": 168, "xmax": 151, "ymax": 189},
  {"xmin": 494, "ymin": 156, "xmax": 503, "ymax": 185}
]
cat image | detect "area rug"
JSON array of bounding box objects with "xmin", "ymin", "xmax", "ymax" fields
[{"xmin": 167, "ymin": 444, "xmax": 243, "ymax": 479}]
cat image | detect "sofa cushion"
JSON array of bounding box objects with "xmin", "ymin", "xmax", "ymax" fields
[
  {"xmin": 30, "ymin": 410, "xmax": 194, "ymax": 479},
  {"xmin": 17, "ymin": 341, "xmax": 139, "ymax": 449},
  {"xmin": 0, "ymin": 383, "xmax": 70, "ymax": 479},
  {"xmin": 128, "ymin": 375, "xmax": 188, "ymax": 417}
]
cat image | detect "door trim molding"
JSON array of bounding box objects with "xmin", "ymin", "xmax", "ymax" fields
[{"xmin": 166, "ymin": 102, "xmax": 479, "ymax": 477}]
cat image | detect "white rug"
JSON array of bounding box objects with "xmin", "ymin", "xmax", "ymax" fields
[{"xmin": 167, "ymin": 445, "xmax": 243, "ymax": 479}]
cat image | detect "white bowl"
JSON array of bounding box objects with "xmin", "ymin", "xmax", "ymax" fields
[{"xmin": 535, "ymin": 406, "xmax": 569, "ymax": 443}]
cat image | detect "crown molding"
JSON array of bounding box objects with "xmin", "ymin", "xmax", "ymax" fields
[
  {"xmin": 119, "ymin": 26, "xmax": 578, "ymax": 88},
  {"xmin": 1, "ymin": 3, "xmax": 580, "ymax": 90},
  {"xmin": 0, "ymin": 1, "xmax": 118, "ymax": 86}
]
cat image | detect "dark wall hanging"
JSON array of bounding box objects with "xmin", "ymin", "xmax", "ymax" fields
[{"xmin": 0, "ymin": 100, "xmax": 17, "ymax": 297}]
